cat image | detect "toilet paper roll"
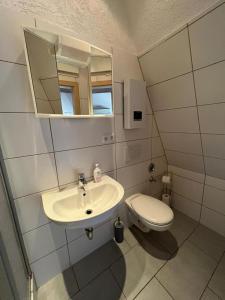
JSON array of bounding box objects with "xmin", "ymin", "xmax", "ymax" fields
[
  {"xmin": 162, "ymin": 175, "xmax": 171, "ymax": 184},
  {"xmin": 162, "ymin": 193, "xmax": 171, "ymax": 206}
]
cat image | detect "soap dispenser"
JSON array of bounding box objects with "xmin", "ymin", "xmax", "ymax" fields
[{"xmin": 93, "ymin": 163, "xmax": 102, "ymax": 183}]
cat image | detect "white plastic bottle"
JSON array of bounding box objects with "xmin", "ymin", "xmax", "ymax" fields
[{"xmin": 93, "ymin": 163, "xmax": 102, "ymax": 183}]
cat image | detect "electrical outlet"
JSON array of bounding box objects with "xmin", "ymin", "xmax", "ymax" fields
[{"xmin": 102, "ymin": 134, "xmax": 114, "ymax": 144}]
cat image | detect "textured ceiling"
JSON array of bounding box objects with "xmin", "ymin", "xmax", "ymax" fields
[
  {"xmin": 124, "ymin": 0, "xmax": 221, "ymax": 54},
  {"xmin": 0, "ymin": 0, "xmax": 135, "ymax": 53},
  {"xmin": 0, "ymin": 0, "xmax": 221, "ymax": 54}
]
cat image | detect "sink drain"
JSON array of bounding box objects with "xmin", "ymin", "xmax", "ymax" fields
[{"xmin": 85, "ymin": 209, "xmax": 93, "ymax": 215}]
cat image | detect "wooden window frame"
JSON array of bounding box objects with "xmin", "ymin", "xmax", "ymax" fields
[{"xmin": 59, "ymin": 80, "xmax": 81, "ymax": 114}]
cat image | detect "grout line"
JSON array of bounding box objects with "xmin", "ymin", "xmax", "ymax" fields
[
  {"xmin": 147, "ymin": 70, "xmax": 192, "ymax": 88},
  {"xmin": 188, "ymin": 1, "xmax": 225, "ymax": 26},
  {"xmin": 48, "ymin": 119, "xmax": 60, "ymax": 188},
  {"xmin": 172, "ymin": 191, "xmax": 202, "ymax": 206},
  {"xmin": 206, "ymin": 286, "xmax": 223, "ymax": 299},
  {"xmin": 138, "ymin": 1, "xmax": 225, "ymax": 59},
  {"xmin": 160, "ymin": 131, "xmax": 225, "ymax": 136},
  {"xmin": 65, "ymin": 229, "xmax": 80, "ymax": 292},
  {"xmin": 171, "ymin": 172, "xmax": 204, "ymax": 184},
  {"xmin": 155, "ymin": 277, "xmax": 176, "ymax": 300},
  {"xmin": 199, "ymin": 251, "xmax": 225, "ymax": 299},
  {"xmin": 137, "ymin": 57, "xmax": 168, "ymax": 167},
  {"xmin": 152, "ymin": 104, "xmax": 196, "ymax": 113},
  {"xmin": 0, "ymin": 58, "xmax": 26, "ymax": 66},
  {"xmin": 187, "ymin": 24, "xmax": 208, "ymax": 223},
  {"xmin": 165, "ymin": 149, "xmax": 203, "ymax": 157},
  {"xmin": 30, "ymin": 243, "xmax": 67, "ymax": 265},
  {"xmin": 138, "ymin": 26, "xmax": 187, "ymax": 59}
]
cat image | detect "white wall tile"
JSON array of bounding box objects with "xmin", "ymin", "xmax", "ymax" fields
[
  {"xmin": 66, "ymin": 227, "xmax": 84, "ymax": 243},
  {"xmin": 55, "ymin": 144, "xmax": 115, "ymax": 185},
  {"xmin": 15, "ymin": 192, "xmax": 50, "ymax": 234},
  {"xmin": 152, "ymin": 137, "xmax": 164, "ymax": 158},
  {"xmin": 0, "ymin": 113, "xmax": 53, "ymax": 158},
  {"xmin": 172, "ymin": 174, "xmax": 203, "ymax": 204},
  {"xmin": 194, "ymin": 60, "xmax": 225, "ymax": 105},
  {"xmin": 161, "ymin": 133, "xmax": 202, "ymax": 155},
  {"xmin": 199, "ymin": 103, "xmax": 225, "ymax": 134},
  {"xmin": 202, "ymin": 134, "xmax": 225, "ymax": 159},
  {"xmin": 124, "ymin": 182, "xmax": 149, "ymax": 198},
  {"xmin": 147, "ymin": 176, "xmax": 163, "ymax": 197},
  {"xmin": 152, "ymin": 118, "xmax": 159, "ymax": 137},
  {"xmin": 166, "ymin": 150, "xmax": 204, "ymax": 174},
  {"xmin": 205, "ymin": 157, "xmax": 225, "ymax": 180},
  {"xmin": 5, "ymin": 153, "xmax": 58, "ymax": 198},
  {"xmin": 152, "ymin": 156, "xmax": 167, "ymax": 176},
  {"xmin": 172, "ymin": 192, "xmax": 201, "ymax": 221},
  {"xmin": 205, "ymin": 175, "xmax": 225, "ymax": 190},
  {"xmin": 189, "ymin": 4, "xmax": 225, "ymax": 69},
  {"xmin": 113, "ymin": 48, "xmax": 143, "ymax": 83},
  {"xmin": 155, "ymin": 107, "xmax": 199, "ymax": 133},
  {"xmin": 115, "ymin": 114, "xmax": 152, "ymax": 142},
  {"xmin": 200, "ymin": 207, "xmax": 225, "ymax": 237},
  {"xmin": 0, "ymin": 62, "xmax": 34, "ymax": 112},
  {"xmin": 0, "ymin": 7, "xmax": 35, "ymax": 64},
  {"xmin": 68, "ymin": 220, "xmax": 113, "ymax": 265},
  {"xmin": 117, "ymin": 161, "xmax": 150, "ymax": 190},
  {"xmin": 23, "ymin": 222, "xmax": 66, "ymax": 263},
  {"xmin": 31, "ymin": 246, "xmax": 69, "ymax": 288},
  {"xmin": 50, "ymin": 118, "xmax": 114, "ymax": 151},
  {"xmin": 148, "ymin": 73, "xmax": 195, "ymax": 111},
  {"xmin": 139, "ymin": 29, "xmax": 192, "ymax": 85},
  {"xmin": 203, "ymin": 185, "xmax": 225, "ymax": 214},
  {"xmin": 116, "ymin": 139, "xmax": 151, "ymax": 168},
  {"xmin": 113, "ymin": 82, "xmax": 123, "ymax": 114},
  {"xmin": 168, "ymin": 165, "xmax": 205, "ymax": 183}
]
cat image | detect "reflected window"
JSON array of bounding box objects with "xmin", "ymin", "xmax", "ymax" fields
[
  {"xmin": 59, "ymin": 80, "xmax": 80, "ymax": 116},
  {"xmin": 60, "ymin": 86, "xmax": 74, "ymax": 115},
  {"xmin": 92, "ymin": 85, "xmax": 112, "ymax": 115}
]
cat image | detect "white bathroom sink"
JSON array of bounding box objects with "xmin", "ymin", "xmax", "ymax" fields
[{"xmin": 42, "ymin": 175, "xmax": 124, "ymax": 229}]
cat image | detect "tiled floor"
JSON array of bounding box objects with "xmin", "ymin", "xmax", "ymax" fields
[{"xmin": 37, "ymin": 210, "xmax": 225, "ymax": 300}]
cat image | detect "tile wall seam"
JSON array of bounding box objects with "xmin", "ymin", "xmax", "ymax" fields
[
  {"xmin": 30, "ymin": 243, "xmax": 67, "ymax": 265},
  {"xmin": 0, "ymin": 58, "xmax": 26, "ymax": 66},
  {"xmin": 137, "ymin": 57, "xmax": 169, "ymax": 170},
  {"xmin": 1, "ymin": 138, "xmax": 156, "ymax": 160},
  {"xmin": 165, "ymin": 149, "xmax": 203, "ymax": 157},
  {"xmin": 188, "ymin": 0, "xmax": 225, "ymax": 26},
  {"xmin": 138, "ymin": 26, "xmax": 188, "ymax": 58},
  {"xmin": 161, "ymin": 131, "xmax": 225, "ymax": 136},
  {"xmin": 172, "ymin": 191, "xmax": 202, "ymax": 206},
  {"xmin": 137, "ymin": 1, "xmax": 225, "ymax": 58},
  {"xmin": 147, "ymin": 70, "xmax": 191, "ymax": 88},
  {"xmin": 172, "ymin": 173, "xmax": 205, "ymax": 185},
  {"xmin": 147, "ymin": 57, "xmax": 225, "ymax": 88},
  {"xmin": 187, "ymin": 25, "xmax": 207, "ymax": 222},
  {"xmin": 64, "ymin": 229, "xmax": 80, "ymax": 292},
  {"xmin": 48, "ymin": 119, "xmax": 60, "ymax": 188},
  {"xmin": 202, "ymin": 204, "xmax": 225, "ymax": 218}
]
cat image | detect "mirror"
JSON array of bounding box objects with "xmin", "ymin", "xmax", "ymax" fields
[{"xmin": 23, "ymin": 28, "xmax": 113, "ymax": 117}]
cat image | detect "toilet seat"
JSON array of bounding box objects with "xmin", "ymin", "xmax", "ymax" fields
[{"xmin": 126, "ymin": 193, "xmax": 174, "ymax": 230}]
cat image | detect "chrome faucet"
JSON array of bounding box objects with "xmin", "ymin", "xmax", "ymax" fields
[{"xmin": 78, "ymin": 173, "xmax": 87, "ymax": 194}]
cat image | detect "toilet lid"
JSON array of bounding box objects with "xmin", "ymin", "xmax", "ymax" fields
[{"xmin": 130, "ymin": 194, "xmax": 174, "ymax": 225}]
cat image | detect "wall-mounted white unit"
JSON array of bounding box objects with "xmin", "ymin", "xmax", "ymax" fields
[{"xmin": 124, "ymin": 79, "xmax": 146, "ymax": 129}]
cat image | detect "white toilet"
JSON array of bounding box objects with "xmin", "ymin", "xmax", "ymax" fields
[{"xmin": 125, "ymin": 193, "xmax": 174, "ymax": 232}]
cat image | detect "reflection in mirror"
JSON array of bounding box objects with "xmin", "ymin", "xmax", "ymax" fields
[{"xmin": 24, "ymin": 28, "xmax": 113, "ymax": 117}]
